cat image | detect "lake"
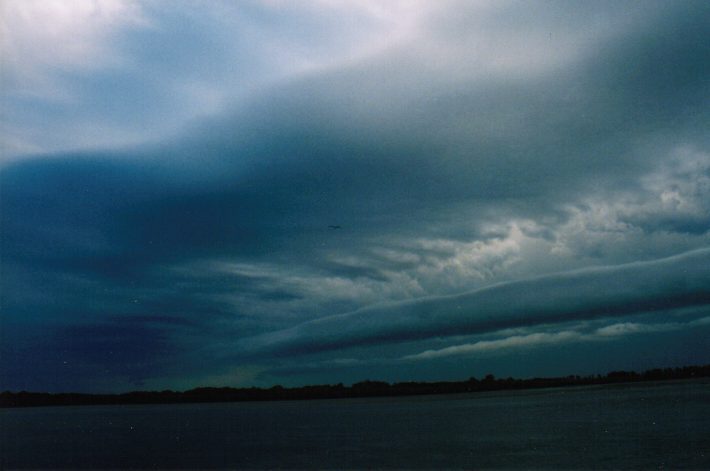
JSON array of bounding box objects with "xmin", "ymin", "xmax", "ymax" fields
[{"xmin": 2, "ymin": 379, "xmax": 709, "ymax": 469}]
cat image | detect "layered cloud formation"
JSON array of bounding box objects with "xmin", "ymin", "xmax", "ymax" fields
[
  {"xmin": 1, "ymin": 1, "xmax": 709, "ymax": 392},
  {"xmin": 241, "ymin": 249, "xmax": 710, "ymax": 355}
]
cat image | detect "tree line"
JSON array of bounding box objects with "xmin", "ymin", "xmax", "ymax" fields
[{"xmin": 2, "ymin": 364, "xmax": 709, "ymax": 408}]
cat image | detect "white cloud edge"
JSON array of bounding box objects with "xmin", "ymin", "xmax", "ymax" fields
[{"xmin": 403, "ymin": 316, "xmax": 710, "ymax": 361}]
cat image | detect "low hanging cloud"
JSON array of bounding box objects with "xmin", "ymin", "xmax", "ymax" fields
[
  {"xmin": 241, "ymin": 248, "xmax": 710, "ymax": 356},
  {"xmin": 405, "ymin": 316, "xmax": 710, "ymax": 361},
  {"xmin": 1, "ymin": 1, "xmax": 709, "ymax": 391},
  {"xmin": 404, "ymin": 331, "xmax": 582, "ymax": 361}
]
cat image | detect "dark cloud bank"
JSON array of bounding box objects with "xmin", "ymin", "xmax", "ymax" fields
[{"xmin": 1, "ymin": 1, "xmax": 709, "ymax": 391}]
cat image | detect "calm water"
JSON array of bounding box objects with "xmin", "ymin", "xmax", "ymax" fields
[{"xmin": 2, "ymin": 379, "xmax": 709, "ymax": 469}]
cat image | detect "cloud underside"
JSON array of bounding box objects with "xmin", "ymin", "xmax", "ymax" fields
[
  {"xmin": 405, "ymin": 316, "xmax": 710, "ymax": 361},
  {"xmin": 242, "ymin": 249, "xmax": 710, "ymax": 356}
]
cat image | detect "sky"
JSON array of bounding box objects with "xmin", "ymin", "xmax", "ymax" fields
[{"xmin": 1, "ymin": 0, "xmax": 709, "ymax": 393}]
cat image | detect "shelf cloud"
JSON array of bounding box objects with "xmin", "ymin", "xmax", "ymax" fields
[
  {"xmin": 1, "ymin": 0, "xmax": 708, "ymax": 391},
  {"xmin": 241, "ymin": 249, "xmax": 710, "ymax": 356}
]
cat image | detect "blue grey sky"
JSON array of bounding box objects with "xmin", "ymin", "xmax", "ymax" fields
[{"xmin": 1, "ymin": 0, "xmax": 709, "ymax": 392}]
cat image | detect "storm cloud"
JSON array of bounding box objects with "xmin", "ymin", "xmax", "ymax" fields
[
  {"xmin": 1, "ymin": 0, "xmax": 708, "ymax": 391},
  {"xmin": 240, "ymin": 249, "xmax": 710, "ymax": 355}
]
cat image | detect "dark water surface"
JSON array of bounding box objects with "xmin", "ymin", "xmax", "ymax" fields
[{"xmin": 2, "ymin": 379, "xmax": 709, "ymax": 469}]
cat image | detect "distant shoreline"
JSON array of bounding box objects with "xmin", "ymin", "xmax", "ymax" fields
[{"xmin": 3, "ymin": 364, "xmax": 709, "ymax": 408}]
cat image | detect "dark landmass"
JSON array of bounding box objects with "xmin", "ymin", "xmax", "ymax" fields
[{"xmin": 2, "ymin": 365, "xmax": 709, "ymax": 408}]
